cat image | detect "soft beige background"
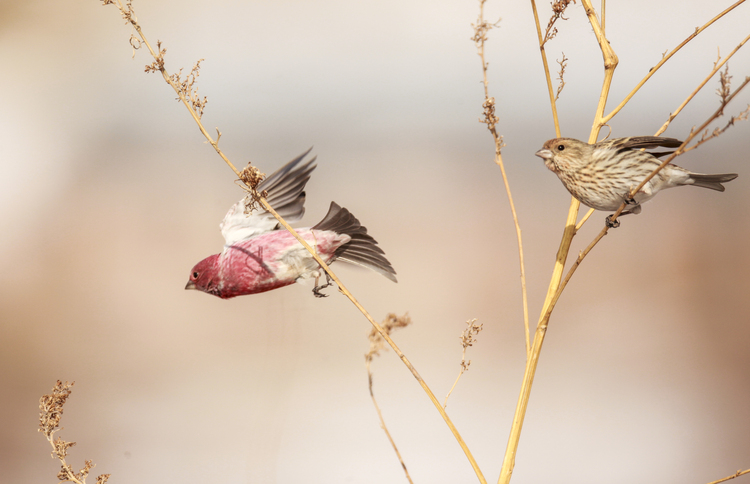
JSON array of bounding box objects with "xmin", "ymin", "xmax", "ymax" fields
[{"xmin": 1, "ymin": 1, "xmax": 749, "ymax": 482}]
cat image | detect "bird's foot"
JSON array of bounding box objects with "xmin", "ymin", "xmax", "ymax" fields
[
  {"xmin": 624, "ymin": 194, "xmax": 637, "ymax": 205},
  {"xmin": 312, "ymin": 273, "xmax": 333, "ymax": 298},
  {"xmin": 605, "ymin": 214, "xmax": 621, "ymax": 228}
]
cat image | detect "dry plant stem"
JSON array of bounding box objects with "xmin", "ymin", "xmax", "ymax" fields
[
  {"xmin": 582, "ymin": 0, "xmax": 618, "ymax": 141},
  {"xmin": 707, "ymin": 469, "xmax": 750, "ymax": 484},
  {"xmin": 444, "ymin": 370, "xmax": 464, "ymax": 408},
  {"xmin": 494, "ymin": 153, "xmax": 530, "ymax": 356},
  {"xmin": 601, "ymin": 0, "xmax": 747, "ymax": 125},
  {"xmin": 575, "ymin": 208, "xmax": 595, "ymax": 231},
  {"xmin": 474, "ymin": 0, "xmax": 530, "ymax": 356},
  {"xmin": 655, "ymin": 33, "xmax": 750, "ymax": 136},
  {"xmin": 530, "ymin": 0, "xmax": 562, "ymax": 137},
  {"xmin": 498, "ymin": 3, "xmax": 614, "ymax": 483},
  {"xmin": 260, "ymin": 202, "xmax": 486, "ymax": 483},
  {"xmin": 102, "ymin": 2, "xmax": 485, "ymax": 481},
  {"xmin": 107, "ymin": 0, "xmax": 240, "ymax": 176},
  {"xmin": 366, "ymin": 359, "xmax": 413, "ymax": 484}
]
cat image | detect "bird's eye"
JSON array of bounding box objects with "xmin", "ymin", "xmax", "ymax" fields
[
  {"xmin": 192, "ymin": 271, "xmax": 199, "ymax": 279},
  {"xmin": 557, "ymin": 144, "xmax": 565, "ymax": 151}
]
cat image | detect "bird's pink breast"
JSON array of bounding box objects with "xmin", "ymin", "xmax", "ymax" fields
[{"xmin": 215, "ymin": 229, "xmax": 348, "ymax": 298}]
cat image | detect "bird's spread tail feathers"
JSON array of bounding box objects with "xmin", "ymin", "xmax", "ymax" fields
[
  {"xmin": 688, "ymin": 173, "xmax": 738, "ymax": 192},
  {"xmin": 313, "ymin": 202, "xmax": 397, "ymax": 282}
]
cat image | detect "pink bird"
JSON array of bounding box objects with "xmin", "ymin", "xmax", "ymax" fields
[{"xmin": 185, "ymin": 149, "xmax": 397, "ymax": 298}]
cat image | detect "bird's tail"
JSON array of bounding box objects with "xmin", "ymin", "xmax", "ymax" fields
[
  {"xmin": 688, "ymin": 172, "xmax": 739, "ymax": 192},
  {"xmin": 313, "ymin": 202, "xmax": 397, "ymax": 282}
]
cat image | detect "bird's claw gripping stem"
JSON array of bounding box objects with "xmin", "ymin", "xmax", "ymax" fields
[
  {"xmin": 312, "ymin": 272, "xmax": 333, "ymax": 298},
  {"xmin": 605, "ymin": 214, "xmax": 621, "ymax": 228}
]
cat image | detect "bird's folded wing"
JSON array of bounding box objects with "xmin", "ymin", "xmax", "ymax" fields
[
  {"xmin": 613, "ymin": 137, "xmax": 683, "ymax": 151},
  {"xmin": 220, "ymin": 149, "xmax": 317, "ymax": 246}
]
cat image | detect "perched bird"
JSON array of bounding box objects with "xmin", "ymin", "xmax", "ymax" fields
[
  {"xmin": 535, "ymin": 136, "xmax": 738, "ymax": 226},
  {"xmin": 186, "ymin": 149, "xmax": 397, "ymax": 298}
]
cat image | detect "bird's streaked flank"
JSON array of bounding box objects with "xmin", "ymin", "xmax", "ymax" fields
[{"xmin": 535, "ymin": 136, "xmax": 738, "ymax": 226}]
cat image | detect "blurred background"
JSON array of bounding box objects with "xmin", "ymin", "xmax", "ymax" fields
[{"xmin": 1, "ymin": 1, "xmax": 749, "ymax": 482}]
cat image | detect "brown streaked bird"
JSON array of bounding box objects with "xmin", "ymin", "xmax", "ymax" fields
[{"xmin": 535, "ymin": 136, "xmax": 738, "ymax": 226}]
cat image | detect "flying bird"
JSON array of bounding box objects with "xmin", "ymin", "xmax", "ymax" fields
[
  {"xmin": 186, "ymin": 149, "xmax": 397, "ymax": 298},
  {"xmin": 535, "ymin": 136, "xmax": 738, "ymax": 226}
]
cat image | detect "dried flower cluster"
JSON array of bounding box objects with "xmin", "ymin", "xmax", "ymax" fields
[
  {"xmin": 143, "ymin": 40, "xmax": 166, "ymax": 74},
  {"xmin": 543, "ymin": 0, "xmax": 576, "ymax": 45},
  {"xmin": 169, "ymin": 60, "xmax": 208, "ymax": 118},
  {"xmin": 365, "ymin": 313, "xmax": 412, "ymax": 364},
  {"xmin": 481, "ymin": 97, "xmax": 500, "ymax": 131},
  {"xmin": 38, "ymin": 381, "xmax": 110, "ymax": 484},
  {"xmin": 458, "ymin": 319, "xmax": 484, "ymax": 372},
  {"xmin": 444, "ymin": 319, "xmax": 483, "ymax": 407},
  {"xmin": 237, "ymin": 163, "xmax": 268, "ymax": 214}
]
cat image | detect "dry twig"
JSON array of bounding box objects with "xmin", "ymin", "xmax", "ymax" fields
[
  {"xmin": 707, "ymin": 469, "xmax": 750, "ymax": 484},
  {"xmin": 365, "ymin": 313, "xmax": 413, "ymax": 484},
  {"xmin": 473, "ymin": 0, "xmax": 529, "ymax": 358},
  {"xmin": 555, "ymin": 53, "xmax": 569, "ymax": 101},
  {"xmin": 444, "ymin": 319, "xmax": 483, "ymax": 408}
]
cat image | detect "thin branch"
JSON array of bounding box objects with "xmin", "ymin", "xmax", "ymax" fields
[
  {"xmin": 612, "ymin": 75, "xmax": 750, "ymax": 225},
  {"xmin": 656, "ymin": 33, "xmax": 750, "ymax": 136},
  {"xmin": 259, "ymin": 200, "xmax": 486, "ymax": 483},
  {"xmin": 101, "ymin": 1, "xmax": 486, "ymax": 481},
  {"xmin": 602, "ymin": 0, "xmax": 746, "ymax": 125},
  {"xmin": 530, "ymin": 0, "xmax": 563, "ymax": 137},
  {"xmin": 707, "ymin": 469, "xmax": 750, "ymax": 484},
  {"xmin": 366, "ymin": 314, "xmax": 414, "ymax": 484},
  {"xmin": 473, "ymin": 0, "xmax": 530, "ymax": 357},
  {"xmin": 575, "ymin": 208, "xmax": 595, "ymax": 231}
]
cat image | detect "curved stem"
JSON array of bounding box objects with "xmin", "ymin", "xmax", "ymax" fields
[
  {"xmin": 530, "ymin": 0, "xmax": 562, "ymax": 137},
  {"xmin": 474, "ymin": 0, "xmax": 530, "ymax": 357},
  {"xmin": 655, "ymin": 32, "xmax": 750, "ymax": 136},
  {"xmin": 105, "ymin": 1, "xmax": 486, "ymax": 480},
  {"xmin": 602, "ymin": 0, "xmax": 746, "ymax": 125},
  {"xmin": 262, "ymin": 201, "xmax": 486, "ymax": 483}
]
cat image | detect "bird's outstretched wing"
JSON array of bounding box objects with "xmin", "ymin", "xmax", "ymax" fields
[{"xmin": 220, "ymin": 149, "xmax": 317, "ymax": 246}]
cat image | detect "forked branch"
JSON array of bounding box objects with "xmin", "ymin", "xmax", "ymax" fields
[{"xmin": 499, "ymin": 2, "xmax": 614, "ymax": 483}]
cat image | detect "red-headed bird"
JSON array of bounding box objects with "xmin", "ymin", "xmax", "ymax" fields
[{"xmin": 185, "ymin": 150, "xmax": 397, "ymax": 298}]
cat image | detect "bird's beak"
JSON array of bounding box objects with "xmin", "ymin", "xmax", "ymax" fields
[
  {"xmin": 185, "ymin": 280, "xmax": 196, "ymax": 290},
  {"xmin": 535, "ymin": 148, "xmax": 553, "ymax": 159}
]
